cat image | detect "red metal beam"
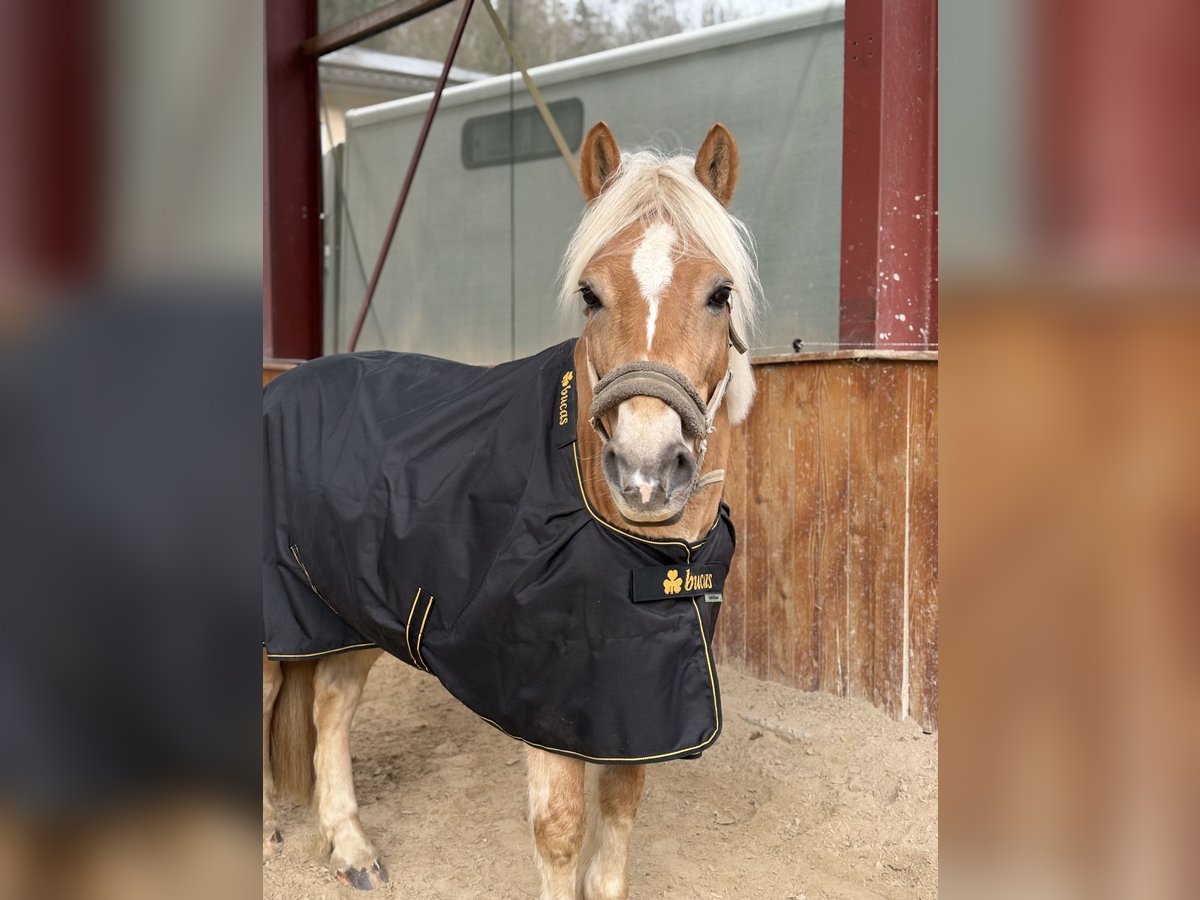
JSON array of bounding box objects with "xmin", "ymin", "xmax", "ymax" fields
[
  {"xmin": 838, "ymin": 0, "xmax": 938, "ymax": 349},
  {"xmin": 0, "ymin": 2, "xmax": 103, "ymax": 290},
  {"xmin": 264, "ymin": 0, "xmax": 323, "ymax": 359},
  {"xmin": 1031, "ymin": 0, "xmax": 1200, "ymax": 271}
]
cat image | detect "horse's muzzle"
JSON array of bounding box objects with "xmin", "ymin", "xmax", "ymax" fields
[{"xmin": 601, "ymin": 426, "xmax": 697, "ymax": 523}]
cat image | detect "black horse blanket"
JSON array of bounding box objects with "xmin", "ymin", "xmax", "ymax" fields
[{"xmin": 263, "ymin": 339, "xmax": 735, "ymax": 763}]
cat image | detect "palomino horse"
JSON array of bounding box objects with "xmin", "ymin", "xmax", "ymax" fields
[{"xmin": 263, "ymin": 121, "xmax": 761, "ymax": 898}]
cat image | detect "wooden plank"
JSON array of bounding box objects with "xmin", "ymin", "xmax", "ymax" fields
[
  {"xmin": 870, "ymin": 364, "xmax": 910, "ymax": 717},
  {"xmin": 845, "ymin": 362, "xmax": 878, "ymax": 700},
  {"xmin": 303, "ymin": 0, "xmax": 457, "ymax": 56},
  {"xmin": 907, "ymin": 364, "xmax": 939, "ymax": 730},
  {"xmin": 716, "ymin": 415, "xmax": 749, "ymax": 669},
  {"xmin": 742, "ymin": 369, "xmax": 774, "ymax": 680},
  {"xmin": 263, "ymin": 359, "xmax": 301, "ymax": 386},
  {"xmin": 764, "ymin": 367, "xmax": 798, "ymax": 686},
  {"xmin": 789, "ymin": 363, "xmax": 823, "ymax": 691},
  {"xmin": 814, "ymin": 364, "xmax": 850, "ymax": 697}
]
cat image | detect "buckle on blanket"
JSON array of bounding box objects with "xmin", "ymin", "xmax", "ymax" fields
[{"xmin": 630, "ymin": 563, "xmax": 728, "ymax": 603}]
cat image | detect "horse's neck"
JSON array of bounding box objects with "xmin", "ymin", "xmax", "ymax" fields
[{"xmin": 571, "ymin": 345, "xmax": 732, "ymax": 544}]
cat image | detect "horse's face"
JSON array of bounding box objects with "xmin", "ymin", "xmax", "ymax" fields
[
  {"xmin": 579, "ymin": 220, "xmax": 734, "ymax": 523},
  {"xmin": 575, "ymin": 123, "xmax": 742, "ymax": 525}
]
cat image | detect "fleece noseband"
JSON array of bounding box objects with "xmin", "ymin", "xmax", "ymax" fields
[
  {"xmin": 586, "ymin": 314, "xmax": 746, "ymax": 493},
  {"xmin": 588, "ymin": 359, "xmax": 734, "ymax": 493},
  {"xmin": 590, "ymin": 361, "xmax": 710, "ymax": 441}
]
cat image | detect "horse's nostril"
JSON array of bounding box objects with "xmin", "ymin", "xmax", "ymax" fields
[
  {"xmin": 664, "ymin": 444, "xmax": 697, "ymax": 497},
  {"xmin": 602, "ymin": 444, "xmax": 621, "ymax": 485}
]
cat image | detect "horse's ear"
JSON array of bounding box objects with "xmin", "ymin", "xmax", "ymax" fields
[
  {"xmin": 694, "ymin": 123, "xmax": 740, "ymax": 207},
  {"xmin": 579, "ymin": 122, "xmax": 621, "ymax": 202}
]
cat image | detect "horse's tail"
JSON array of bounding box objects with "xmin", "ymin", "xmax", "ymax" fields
[{"xmin": 270, "ymin": 659, "xmax": 317, "ymax": 804}]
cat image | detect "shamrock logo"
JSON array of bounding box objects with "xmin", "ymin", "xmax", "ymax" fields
[
  {"xmin": 561, "ymin": 371, "xmax": 574, "ymax": 387},
  {"xmin": 662, "ymin": 569, "xmax": 683, "ymax": 595}
]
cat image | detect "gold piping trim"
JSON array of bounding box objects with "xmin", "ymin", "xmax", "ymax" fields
[
  {"xmin": 571, "ymin": 443, "xmax": 694, "ymax": 563},
  {"xmin": 289, "ymin": 545, "xmax": 326, "ymax": 601},
  {"xmin": 404, "ymin": 587, "xmax": 423, "ymax": 666},
  {"xmin": 691, "ymin": 597, "xmax": 721, "ymax": 729},
  {"xmin": 414, "ymin": 593, "xmax": 435, "ymax": 671},
  {"xmin": 465, "ymin": 596, "xmax": 721, "ymax": 763},
  {"xmin": 470, "ymin": 710, "xmax": 718, "ymax": 764},
  {"xmin": 291, "ymin": 543, "xmax": 352, "ymax": 618},
  {"xmin": 266, "ymin": 642, "xmax": 377, "ymax": 660},
  {"xmin": 279, "ymin": 546, "xmax": 378, "ymax": 659},
  {"xmin": 691, "ymin": 512, "xmax": 723, "ymax": 550}
]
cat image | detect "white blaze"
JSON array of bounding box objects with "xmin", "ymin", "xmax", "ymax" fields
[{"xmin": 631, "ymin": 222, "xmax": 676, "ymax": 351}]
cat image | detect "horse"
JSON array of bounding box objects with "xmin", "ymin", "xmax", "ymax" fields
[{"xmin": 262, "ymin": 120, "xmax": 762, "ymax": 899}]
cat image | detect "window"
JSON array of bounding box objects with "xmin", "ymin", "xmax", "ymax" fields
[{"xmin": 461, "ymin": 99, "xmax": 584, "ymax": 169}]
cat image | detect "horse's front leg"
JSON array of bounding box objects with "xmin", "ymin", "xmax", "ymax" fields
[
  {"xmin": 579, "ymin": 764, "xmax": 646, "ymax": 900},
  {"xmin": 527, "ymin": 747, "xmax": 586, "ymax": 900},
  {"xmin": 313, "ymin": 648, "xmax": 386, "ymax": 890}
]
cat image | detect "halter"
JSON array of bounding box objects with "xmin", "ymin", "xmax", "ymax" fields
[{"xmin": 586, "ymin": 318, "xmax": 746, "ymax": 496}]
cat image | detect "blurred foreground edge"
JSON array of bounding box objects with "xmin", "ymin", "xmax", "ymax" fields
[
  {"xmin": 0, "ymin": 286, "xmax": 261, "ymax": 900},
  {"xmin": 940, "ymin": 283, "xmax": 1200, "ymax": 900}
]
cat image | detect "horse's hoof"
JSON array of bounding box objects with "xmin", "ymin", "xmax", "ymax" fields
[
  {"xmin": 336, "ymin": 859, "xmax": 388, "ymax": 890},
  {"xmin": 262, "ymin": 829, "xmax": 282, "ymax": 860}
]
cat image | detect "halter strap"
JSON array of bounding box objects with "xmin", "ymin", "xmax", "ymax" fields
[
  {"xmin": 728, "ymin": 319, "xmax": 748, "ymax": 355},
  {"xmin": 694, "ymin": 469, "xmax": 726, "ymax": 490}
]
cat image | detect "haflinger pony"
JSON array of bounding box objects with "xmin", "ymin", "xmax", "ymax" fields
[{"xmin": 262, "ymin": 121, "xmax": 761, "ymax": 899}]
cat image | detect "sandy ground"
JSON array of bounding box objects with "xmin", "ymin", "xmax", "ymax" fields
[{"xmin": 264, "ymin": 655, "xmax": 937, "ymax": 900}]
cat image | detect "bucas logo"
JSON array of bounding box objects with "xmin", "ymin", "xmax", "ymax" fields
[
  {"xmin": 661, "ymin": 568, "xmax": 714, "ymax": 596},
  {"xmin": 558, "ymin": 371, "xmax": 574, "ymax": 426}
]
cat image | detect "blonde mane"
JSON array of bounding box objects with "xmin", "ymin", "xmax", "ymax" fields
[{"xmin": 558, "ymin": 150, "xmax": 763, "ymax": 423}]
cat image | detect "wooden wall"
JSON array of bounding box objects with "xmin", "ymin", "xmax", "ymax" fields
[{"xmin": 718, "ymin": 353, "xmax": 939, "ymax": 732}]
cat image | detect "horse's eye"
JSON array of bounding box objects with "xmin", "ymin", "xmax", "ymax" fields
[
  {"xmin": 707, "ymin": 285, "xmax": 732, "ymax": 311},
  {"xmin": 580, "ymin": 285, "xmax": 602, "ymax": 312}
]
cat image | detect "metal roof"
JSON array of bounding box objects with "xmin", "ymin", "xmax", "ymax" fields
[{"xmin": 320, "ymin": 46, "xmax": 492, "ymax": 93}]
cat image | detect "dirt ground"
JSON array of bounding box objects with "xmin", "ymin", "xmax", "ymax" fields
[{"xmin": 264, "ymin": 655, "xmax": 937, "ymax": 900}]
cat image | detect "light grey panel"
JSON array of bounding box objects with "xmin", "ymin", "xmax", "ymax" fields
[
  {"xmin": 339, "ymin": 108, "xmax": 514, "ymax": 363},
  {"xmin": 336, "ymin": 13, "xmax": 844, "ymax": 362},
  {"xmin": 513, "ymin": 20, "xmax": 845, "ymax": 358}
]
